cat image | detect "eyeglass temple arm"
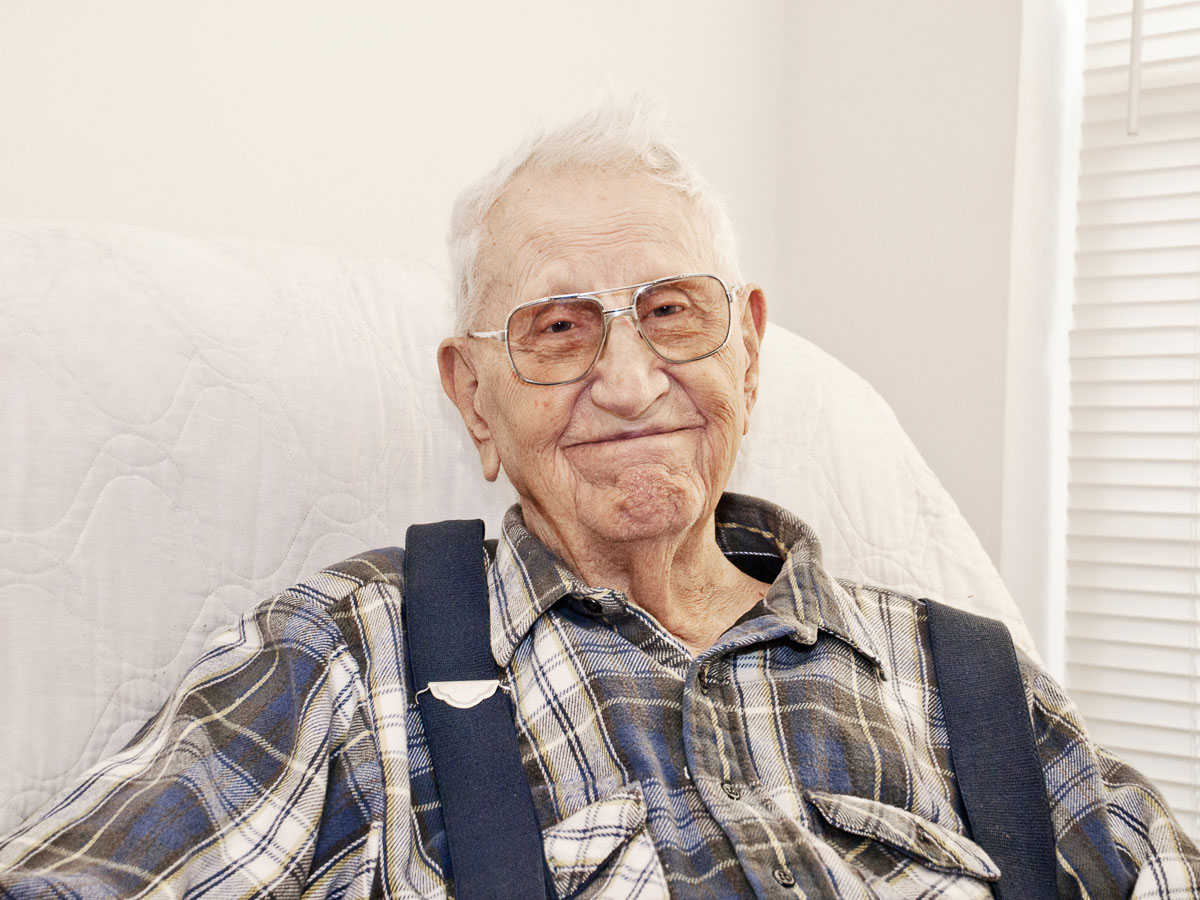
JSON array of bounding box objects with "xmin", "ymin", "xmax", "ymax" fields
[{"xmin": 467, "ymin": 329, "xmax": 507, "ymax": 341}]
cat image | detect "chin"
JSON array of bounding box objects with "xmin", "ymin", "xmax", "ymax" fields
[{"xmin": 589, "ymin": 468, "xmax": 709, "ymax": 543}]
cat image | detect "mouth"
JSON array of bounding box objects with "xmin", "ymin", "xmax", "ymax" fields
[{"xmin": 565, "ymin": 426, "xmax": 696, "ymax": 448}]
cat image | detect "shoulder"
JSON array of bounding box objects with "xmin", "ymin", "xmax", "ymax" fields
[
  {"xmin": 838, "ymin": 578, "xmax": 1032, "ymax": 647},
  {"xmin": 287, "ymin": 546, "xmax": 406, "ymax": 612},
  {"xmin": 217, "ymin": 547, "xmax": 407, "ymax": 670},
  {"xmin": 834, "ymin": 578, "xmax": 932, "ymax": 651},
  {"xmin": 840, "ymin": 581, "xmax": 1071, "ymax": 729},
  {"xmin": 834, "ymin": 580, "xmax": 1039, "ymax": 685},
  {"xmin": 836, "ymin": 579, "xmax": 925, "ymax": 617}
]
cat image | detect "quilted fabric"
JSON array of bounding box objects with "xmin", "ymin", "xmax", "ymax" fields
[{"xmin": 0, "ymin": 220, "xmax": 1034, "ymax": 833}]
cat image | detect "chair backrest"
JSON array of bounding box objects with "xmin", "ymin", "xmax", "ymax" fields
[{"xmin": 0, "ymin": 220, "xmax": 1033, "ymax": 832}]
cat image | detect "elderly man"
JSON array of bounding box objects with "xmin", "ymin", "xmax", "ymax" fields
[{"xmin": 1, "ymin": 107, "xmax": 1198, "ymax": 899}]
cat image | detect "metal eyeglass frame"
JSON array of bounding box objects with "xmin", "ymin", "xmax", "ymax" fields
[{"xmin": 466, "ymin": 273, "xmax": 737, "ymax": 386}]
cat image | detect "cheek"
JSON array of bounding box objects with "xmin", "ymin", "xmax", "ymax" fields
[
  {"xmin": 690, "ymin": 388, "xmax": 748, "ymax": 469},
  {"xmin": 700, "ymin": 365, "xmax": 749, "ymax": 428},
  {"xmin": 491, "ymin": 384, "xmax": 577, "ymax": 461},
  {"xmin": 529, "ymin": 392, "xmax": 559, "ymax": 418},
  {"xmin": 720, "ymin": 351, "xmax": 755, "ymax": 425}
]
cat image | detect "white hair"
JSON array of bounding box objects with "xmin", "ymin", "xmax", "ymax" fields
[{"xmin": 447, "ymin": 98, "xmax": 744, "ymax": 334}]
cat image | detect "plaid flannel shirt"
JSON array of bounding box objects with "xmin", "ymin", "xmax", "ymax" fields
[{"xmin": 1, "ymin": 493, "xmax": 1197, "ymax": 899}]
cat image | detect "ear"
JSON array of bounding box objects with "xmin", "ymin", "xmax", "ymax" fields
[
  {"xmin": 738, "ymin": 285, "xmax": 768, "ymax": 433},
  {"xmin": 438, "ymin": 338, "xmax": 502, "ymax": 481}
]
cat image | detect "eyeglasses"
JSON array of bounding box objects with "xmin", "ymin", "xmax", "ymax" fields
[{"xmin": 467, "ymin": 273, "xmax": 736, "ymax": 386}]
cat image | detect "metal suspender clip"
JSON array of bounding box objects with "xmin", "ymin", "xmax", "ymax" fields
[{"xmin": 417, "ymin": 679, "xmax": 508, "ymax": 709}]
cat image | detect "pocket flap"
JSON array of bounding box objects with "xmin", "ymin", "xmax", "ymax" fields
[
  {"xmin": 806, "ymin": 790, "xmax": 1000, "ymax": 881},
  {"xmin": 542, "ymin": 784, "xmax": 650, "ymax": 898}
]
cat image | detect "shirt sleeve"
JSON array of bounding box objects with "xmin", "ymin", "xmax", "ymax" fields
[
  {"xmin": 1023, "ymin": 656, "xmax": 1200, "ymax": 898},
  {"xmin": 0, "ymin": 588, "xmax": 382, "ymax": 899}
]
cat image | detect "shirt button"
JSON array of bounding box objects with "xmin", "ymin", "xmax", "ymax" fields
[
  {"xmin": 582, "ymin": 597, "xmax": 603, "ymax": 615},
  {"xmin": 697, "ymin": 666, "xmax": 710, "ymax": 692},
  {"xmin": 721, "ymin": 781, "xmax": 741, "ymax": 800},
  {"xmin": 773, "ymin": 867, "xmax": 796, "ymax": 888}
]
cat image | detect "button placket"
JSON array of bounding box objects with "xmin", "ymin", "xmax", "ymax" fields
[{"xmin": 683, "ymin": 641, "xmax": 812, "ymax": 897}]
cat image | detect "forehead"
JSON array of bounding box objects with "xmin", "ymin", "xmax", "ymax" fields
[{"xmin": 476, "ymin": 166, "xmax": 712, "ymax": 313}]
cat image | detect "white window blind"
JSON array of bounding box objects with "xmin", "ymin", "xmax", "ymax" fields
[{"xmin": 1068, "ymin": 0, "xmax": 1200, "ymax": 836}]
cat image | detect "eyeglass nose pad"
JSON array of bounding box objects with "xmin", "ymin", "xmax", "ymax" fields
[
  {"xmin": 599, "ymin": 304, "xmax": 652, "ymax": 357},
  {"xmin": 601, "ymin": 303, "xmax": 638, "ymax": 325}
]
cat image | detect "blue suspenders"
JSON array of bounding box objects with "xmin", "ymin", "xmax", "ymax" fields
[
  {"xmin": 923, "ymin": 599, "xmax": 1059, "ymax": 899},
  {"xmin": 402, "ymin": 520, "xmax": 552, "ymax": 900},
  {"xmin": 397, "ymin": 520, "xmax": 1058, "ymax": 899}
]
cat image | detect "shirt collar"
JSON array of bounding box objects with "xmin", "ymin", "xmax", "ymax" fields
[{"xmin": 487, "ymin": 492, "xmax": 887, "ymax": 677}]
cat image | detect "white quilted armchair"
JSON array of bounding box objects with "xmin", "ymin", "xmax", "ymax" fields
[{"xmin": 0, "ymin": 221, "xmax": 1033, "ymax": 832}]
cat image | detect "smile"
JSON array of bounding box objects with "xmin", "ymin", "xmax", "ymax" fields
[{"xmin": 566, "ymin": 426, "xmax": 697, "ymax": 448}]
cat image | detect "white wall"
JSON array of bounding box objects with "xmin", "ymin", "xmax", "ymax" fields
[
  {"xmin": 780, "ymin": 1, "xmax": 1024, "ymax": 563},
  {"xmin": 0, "ymin": 0, "xmax": 1028, "ymax": 570},
  {"xmin": 0, "ymin": 1, "xmax": 791, "ymax": 298}
]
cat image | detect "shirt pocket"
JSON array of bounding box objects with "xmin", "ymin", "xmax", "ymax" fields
[
  {"xmin": 541, "ymin": 782, "xmax": 670, "ymax": 900},
  {"xmin": 805, "ymin": 789, "xmax": 1001, "ymax": 882}
]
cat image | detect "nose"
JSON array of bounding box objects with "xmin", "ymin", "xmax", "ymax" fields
[{"xmin": 586, "ymin": 313, "xmax": 669, "ymax": 419}]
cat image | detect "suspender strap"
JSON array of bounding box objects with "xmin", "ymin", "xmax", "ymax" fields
[
  {"xmin": 923, "ymin": 598, "xmax": 1058, "ymax": 900},
  {"xmin": 403, "ymin": 520, "xmax": 551, "ymax": 900}
]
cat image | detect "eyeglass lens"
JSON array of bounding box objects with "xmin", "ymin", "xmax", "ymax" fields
[{"xmin": 506, "ymin": 275, "xmax": 730, "ymax": 384}]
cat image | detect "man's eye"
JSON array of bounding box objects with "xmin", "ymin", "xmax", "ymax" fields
[
  {"xmin": 546, "ymin": 319, "xmax": 575, "ymax": 333},
  {"xmin": 648, "ymin": 303, "xmax": 684, "ymax": 318}
]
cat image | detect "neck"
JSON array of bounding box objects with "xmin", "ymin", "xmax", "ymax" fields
[{"xmin": 523, "ymin": 508, "xmax": 767, "ymax": 654}]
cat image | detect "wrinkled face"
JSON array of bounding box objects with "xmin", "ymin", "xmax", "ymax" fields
[{"xmin": 441, "ymin": 166, "xmax": 766, "ymax": 551}]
